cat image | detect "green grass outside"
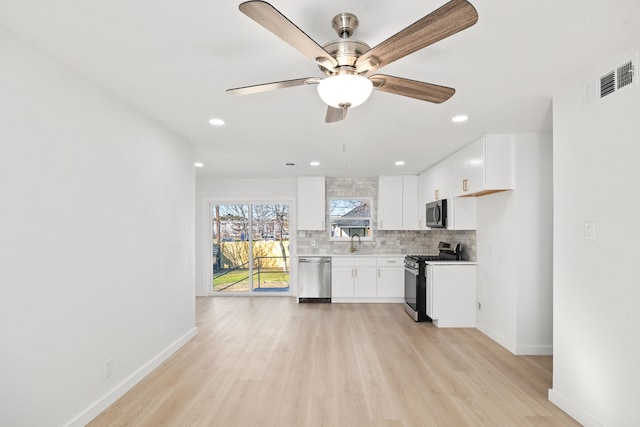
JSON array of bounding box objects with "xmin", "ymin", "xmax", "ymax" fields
[{"xmin": 213, "ymin": 268, "xmax": 289, "ymax": 292}]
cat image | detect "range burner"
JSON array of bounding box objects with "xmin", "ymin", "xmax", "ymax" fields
[
  {"xmin": 407, "ymin": 254, "xmax": 440, "ymax": 261},
  {"xmin": 421, "ymin": 255, "xmax": 441, "ymax": 261}
]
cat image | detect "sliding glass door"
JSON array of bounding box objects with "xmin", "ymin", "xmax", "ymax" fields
[{"xmin": 211, "ymin": 202, "xmax": 290, "ymax": 294}]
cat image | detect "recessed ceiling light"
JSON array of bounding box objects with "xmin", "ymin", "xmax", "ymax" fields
[
  {"xmin": 395, "ymin": 161, "xmax": 405, "ymax": 166},
  {"xmin": 208, "ymin": 118, "xmax": 225, "ymax": 126},
  {"xmin": 194, "ymin": 162, "xmax": 204, "ymax": 168},
  {"xmin": 310, "ymin": 161, "xmax": 320, "ymax": 166},
  {"xmin": 451, "ymin": 115, "xmax": 468, "ymax": 123}
]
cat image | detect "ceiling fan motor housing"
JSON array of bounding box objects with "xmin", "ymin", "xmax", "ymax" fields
[
  {"xmin": 332, "ymin": 13, "xmax": 358, "ymax": 38},
  {"xmin": 321, "ymin": 39, "xmax": 371, "ymax": 71},
  {"xmin": 319, "ymin": 13, "xmax": 371, "ymax": 72}
]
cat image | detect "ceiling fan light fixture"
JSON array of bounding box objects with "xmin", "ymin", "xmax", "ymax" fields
[{"xmin": 317, "ymin": 74, "xmax": 373, "ymax": 108}]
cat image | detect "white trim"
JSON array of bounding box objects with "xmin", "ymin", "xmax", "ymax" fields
[
  {"xmin": 515, "ymin": 343, "xmax": 553, "ymax": 356},
  {"xmin": 331, "ymin": 298, "xmax": 404, "ymax": 303},
  {"xmin": 476, "ymin": 324, "xmax": 517, "ymax": 353},
  {"xmin": 477, "ymin": 324, "xmax": 553, "ymax": 355},
  {"xmin": 548, "ymin": 389, "xmax": 604, "ymax": 427},
  {"xmin": 64, "ymin": 327, "xmax": 198, "ymax": 427}
]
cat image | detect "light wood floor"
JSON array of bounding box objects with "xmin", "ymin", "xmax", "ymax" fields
[{"xmin": 89, "ymin": 297, "xmax": 579, "ymax": 427}]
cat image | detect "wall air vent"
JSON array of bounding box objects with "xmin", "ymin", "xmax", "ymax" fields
[
  {"xmin": 617, "ymin": 60, "xmax": 634, "ymax": 89},
  {"xmin": 585, "ymin": 54, "xmax": 636, "ymax": 106},
  {"xmin": 600, "ymin": 71, "xmax": 616, "ymax": 98}
]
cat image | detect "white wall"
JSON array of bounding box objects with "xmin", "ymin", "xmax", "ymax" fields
[
  {"xmin": 475, "ymin": 133, "xmax": 553, "ymax": 355},
  {"xmin": 550, "ymin": 54, "xmax": 640, "ymax": 426},
  {"xmin": 195, "ymin": 178, "xmax": 297, "ymax": 296},
  {"xmin": 0, "ymin": 28, "xmax": 196, "ymax": 426}
]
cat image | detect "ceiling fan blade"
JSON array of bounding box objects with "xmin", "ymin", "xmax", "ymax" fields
[
  {"xmin": 370, "ymin": 74, "xmax": 455, "ymax": 103},
  {"xmin": 325, "ymin": 106, "xmax": 347, "ymax": 123},
  {"xmin": 227, "ymin": 77, "xmax": 320, "ymax": 96},
  {"xmin": 239, "ymin": 1, "xmax": 338, "ymax": 71},
  {"xmin": 356, "ymin": 0, "xmax": 478, "ymax": 74}
]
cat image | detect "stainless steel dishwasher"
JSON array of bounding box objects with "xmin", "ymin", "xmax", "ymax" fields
[{"xmin": 298, "ymin": 257, "xmax": 331, "ymax": 303}]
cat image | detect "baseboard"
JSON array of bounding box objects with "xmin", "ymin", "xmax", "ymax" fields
[
  {"xmin": 331, "ymin": 297, "xmax": 404, "ymax": 303},
  {"xmin": 515, "ymin": 343, "xmax": 553, "ymax": 355},
  {"xmin": 548, "ymin": 388, "xmax": 604, "ymax": 427},
  {"xmin": 476, "ymin": 324, "xmax": 552, "ymax": 355},
  {"xmin": 64, "ymin": 327, "xmax": 198, "ymax": 427},
  {"xmin": 476, "ymin": 324, "xmax": 517, "ymax": 353}
]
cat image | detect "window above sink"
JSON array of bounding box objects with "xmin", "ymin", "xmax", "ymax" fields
[{"xmin": 329, "ymin": 198, "xmax": 372, "ymax": 240}]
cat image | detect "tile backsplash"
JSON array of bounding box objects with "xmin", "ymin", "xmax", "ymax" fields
[{"xmin": 296, "ymin": 177, "xmax": 476, "ymax": 260}]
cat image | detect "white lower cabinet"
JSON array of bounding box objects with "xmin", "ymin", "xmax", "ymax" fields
[
  {"xmin": 331, "ymin": 256, "xmax": 404, "ymax": 302},
  {"xmin": 426, "ymin": 264, "xmax": 477, "ymax": 327},
  {"xmin": 331, "ymin": 264, "xmax": 357, "ymax": 298},
  {"xmin": 376, "ymin": 257, "xmax": 404, "ymax": 299}
]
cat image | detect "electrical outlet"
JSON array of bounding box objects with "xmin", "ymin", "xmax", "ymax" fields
[
  {"xmin": 311, "ymin": 240, "xmax": 316, "ymax": 246},
  {"xmin": 104, "ymin": 359, "xmax": 113, "ymax": 379},
  {"xmin": 584, "ymin": 221, "xmax": 596, "ymax": 240}
]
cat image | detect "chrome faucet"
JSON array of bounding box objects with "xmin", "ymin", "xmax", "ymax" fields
[{"xmin": 350, "ymin": 233, "xmax": 361, "ymax": 253}]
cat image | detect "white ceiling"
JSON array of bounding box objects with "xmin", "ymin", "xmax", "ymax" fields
[{"xmin": 1, "ymin": 0, "xmax": 639, "ymax": 178}]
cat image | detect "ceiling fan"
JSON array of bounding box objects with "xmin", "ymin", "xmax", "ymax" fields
[{"xmin": 227, "ymin": 0, "xmax": 478, "ymax": 123}]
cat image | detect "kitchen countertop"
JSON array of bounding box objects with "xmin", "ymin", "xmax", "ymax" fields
[
  {"xmin": 297, "ymin": 253, "xmax": 404, "ymax": 257},
  {"xmin": 296, "ymin": 254, "xmax": 476, "ymax": 264}
]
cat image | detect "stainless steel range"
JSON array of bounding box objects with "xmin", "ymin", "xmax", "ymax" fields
[{"xmin": 403, "ymin": 242, "xmax": 462, "ymax": 322}]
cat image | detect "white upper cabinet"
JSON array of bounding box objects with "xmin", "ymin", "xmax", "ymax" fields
[
  {"xmin": 417, "ymin": 173, "xmax": 429, "ymax": 230},
  {"xmin": 451, "ymin": 134, "xmax": 514, "ymax": 197},
  {"xmin": 378, "ymin": 175, "xmax": 418, "ymax": 230},
  {"xmin": 423, "ymin": 159, "xmax": 451, "ymax": 204},
  {"xmin": 297, "ymin": 176, "xmax": 325, "ymax": 230},
  {"xmin": 401, "ymin": 176, "xmax": 418, "ymax": 230},
  {"xmin": 448, "ymin": 197, "xmax": 476, "ymax": 230},
  {"xmin": 377, "ymin": 176, "xmax": 403, "ymax": 230}
]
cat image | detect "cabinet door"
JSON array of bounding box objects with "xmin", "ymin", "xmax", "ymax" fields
[
  {"xmin": 377, "ymin": 267, "xmax": 404, "ymax": 298},
  {"xmin": 433, "ymin": 160, "xmax": 451, "ymax": 201},
  {"xmin": 297, "ymin": 176, "xmax": 325, "ymax": 230},
  {"xmin": 417, "ymin": 172, "xmax": 429, "ymax": 230},
  {"xmin": 466, "ymin": 138, "xmax": 486, "ymax": 194},
  {"xmin": 377, "ymin": 176, "xmax": 403, "ymax": 230},
  {"xmin": 450, "ymin": 148, "xmax": 470, "ymax": 197},
  {"xmin": 447, "ymin": 197, "xmax": 477, "ymax": 230},
  {"xmin": 331, "ymin": 266, "xmax": 354, "ymax": 297},
  {"xmin": 354, "ymin": 266, "xmax": 377, "ymax": 297},
  {"xmin": 402, "ymin": 176, "xmax": 418, "ymax": 230}
]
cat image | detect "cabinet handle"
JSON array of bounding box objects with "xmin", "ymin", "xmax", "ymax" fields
[
  {"xmin": 378, "ymin": 269, "xmax": 380, "ymax": 277},
  {"xmin": 463, "ymin": 179, "xmax": 469, "ymax": 192},
  {"xmin": 354, "ymin": 268, "xmax": 357, "ymax": 278}
]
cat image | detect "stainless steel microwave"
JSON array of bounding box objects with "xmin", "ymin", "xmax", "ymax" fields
[{"xmin": 425, "ymin": 199, "xmax": 447, "ymax": 228}]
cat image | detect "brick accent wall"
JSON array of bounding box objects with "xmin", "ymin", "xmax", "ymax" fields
[{"xmin": 297, "ymin": 177, "xmax": 476, "ymax": 259}]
